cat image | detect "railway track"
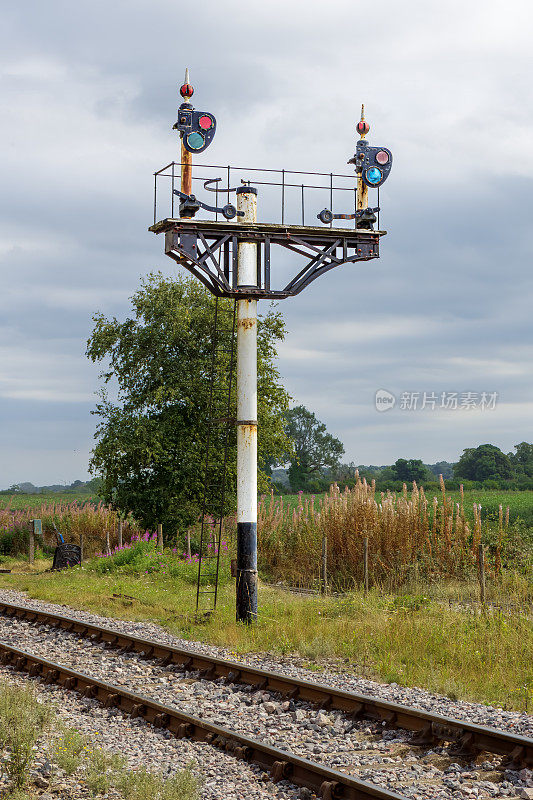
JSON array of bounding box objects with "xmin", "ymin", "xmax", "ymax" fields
[
  {"xmin": 0, "ymin": 639, "xmax": 408, "ymax": 800},
  {"xmin": 0, "ymin": 599, "xmax": 530, "ymax": 769}
]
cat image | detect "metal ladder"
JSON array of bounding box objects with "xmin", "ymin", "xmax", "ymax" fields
[{"xmin": 195, "ymin": 297, "xmax": 237, "ymax": 614}]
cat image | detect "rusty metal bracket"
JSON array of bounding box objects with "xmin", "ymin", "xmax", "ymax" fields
[
  {"xmin": 234, "ymin": 745, "xmax": 253, "ymax": 761},
  {"xmin": 103, "ymin": 692, "xmax": 120, "ymax": 708},
  {"xmin": 154, "ymin": 218, "xmax": 382, "ymax": 299},
  {"xmin": 177, "ymin": 722, "xmax": 194, "ymax": 738}
]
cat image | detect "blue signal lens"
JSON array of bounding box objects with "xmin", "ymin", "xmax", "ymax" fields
[
  {"xmin": 366, "ymin": 166, "xmax": 383, "ymax": 185},
  {"xmin": 187, "ymin": 132, "xmax": 205, "ymax": 150}
]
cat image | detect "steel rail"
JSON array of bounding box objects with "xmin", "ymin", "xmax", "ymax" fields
[
  {"xmin": 0, "ymin": 600, "xmax": 531, "ymax": 767},
  {"xmin": 0, "ymin": 639, "xmax": 407, "ymax": 800}
]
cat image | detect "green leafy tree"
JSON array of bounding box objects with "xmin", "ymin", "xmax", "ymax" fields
[
  {"xmin": 391, "ymin": 458, "xmax": 430, "ymax": 483},
  {"xmin": 86, "ymin": 273, "xmax": 291, "ymax": 534},
  {"xmin": 508, "ymin": 442, "xmax": 533, "ymax": 478},
  {"xmin": 427, "ymin": 461, "xmax": 455, "ymax": 480},
  {"xmin": 284, "ymin": 405, "xmax": 344, "ymax": 491},
  {"xmin": 454, "ymin": 443, "xmax": 513, "ymax": 482}
]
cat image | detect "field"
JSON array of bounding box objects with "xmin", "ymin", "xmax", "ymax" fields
[
  {"xmin": 448, "ymin": 488, "xmax": 533, "ymax": 527},
  {"xmin": 4, "ymin": 487, "xmax": 533, "ymax": 528},
  {"xmin": 0, "ymin": 491, "xmax": 99, "ymax": 511}
]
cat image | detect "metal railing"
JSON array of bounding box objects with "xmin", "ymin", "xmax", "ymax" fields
[{"xmin": 153, "ymin": 162, "xmax": 380, "ymax": 230}]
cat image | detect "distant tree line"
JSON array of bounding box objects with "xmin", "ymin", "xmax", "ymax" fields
[
  {"xmin": 273, "ymin": 409, "xmax": 533, "ymax": 493},
  {"xmin": 0, "ymin": 478, "xmax": 102, "ymax": 496}
]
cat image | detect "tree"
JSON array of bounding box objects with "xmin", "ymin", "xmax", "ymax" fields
[
  {"xmin": 283, "ymin": 405, "xmax": 344, "ymax": 491},
  {"xmin": 391, "ymin": 458, "xmax": 429, "ymax": 483},
  {"xmin": 508, "ymin": 442, "xmax": 533, "ymax": 478},
  {"xmin": 86, "ymin": 273, "xmax": 291, "ymax": 534},
  {"xmin": 454, "ymin": 444, "xmax": 513, "ymax": 482},
  {"xmin": 427, "ymin": 461, "xmax": 455, "ymax": 480}
]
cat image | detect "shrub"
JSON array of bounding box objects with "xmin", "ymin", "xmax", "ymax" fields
[
  {"xmin": 87, "ymin": 531, "xmax": 232, "ymax": 586},
  {"xmin": 258, "ymin": 476, "xmax": 517, "ymax": 589},
  {"xmin": 85, "ymin": 747, "xmax": 126, "ymax": 796},
  {"xmin": 0, "ymin": 682, "xmax": 51, "ymax": 789},
  {"xmin": 117, "ymin": 762, "xmax": 199, "ymax": 800},
  {"xmin": 84, "ymin": 747, "xmax": 199, "ymax": 800},
  {"xmin": 51, "ymin": 727, "xmax": 88, "ymax": 775}
]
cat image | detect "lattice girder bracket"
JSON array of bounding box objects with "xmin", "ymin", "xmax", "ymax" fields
[{"xmin": 150, "ymin": 218, "xmax": 385, "ymax": 299}]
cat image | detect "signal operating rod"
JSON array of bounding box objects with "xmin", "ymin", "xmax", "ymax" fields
[
  {"xmin": 356, "ymin": 104, "xmax": 369, "ymax": 211},
  {"xmin": 235, "ymin": 186, "xmax": 258, "ymax": 623}
]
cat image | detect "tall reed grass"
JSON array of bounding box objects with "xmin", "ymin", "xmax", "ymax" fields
[
  {"xmin": 258, "ymin": 474, "xmax": 511, "ymax": 589},
  {"xmin": 0, "ymin": 499, "xmax": 141, "ymax": 558}
]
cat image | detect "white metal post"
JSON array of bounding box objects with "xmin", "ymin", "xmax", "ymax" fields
[{"xmin": 235, "ymin": 186, "xmax": 258, "ymax": 623}]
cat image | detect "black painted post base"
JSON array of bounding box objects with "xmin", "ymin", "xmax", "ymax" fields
[{"xmin": 236, "ymin": 522, "xmax": 258, "ymax": 623}]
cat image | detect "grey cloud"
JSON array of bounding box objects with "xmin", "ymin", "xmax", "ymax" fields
[{"xmin": 1, "ymin": 0, "xmax": 532, "ymax": 485}]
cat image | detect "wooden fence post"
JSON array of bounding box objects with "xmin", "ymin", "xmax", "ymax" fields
[
  {"xmin": 29, "ymin": 521, "xmax": 35, "ymax": 565},
  {"xmin": 118, "ymin": 519, "xmax": 123, "ymax": 549},
  {"xmin": 157, "ymin": 523, "xmax": 163, "ymax": 550},
  {"xmin": 186, "ymin": 529, "xmax": 191, "ymax": 559},
  {"xmin": 105, "ymin": 529, "xmax": 111, "ymax": 556},
  {"xmin": 478, "ymin": 543, "xmax": 486, "ymax": 605},
  {"xmin": 321, "ymin": 534, "xmax": 327, "ymax": 594},
  {"xmin": 79, "ymin": 533, "xmax": 84, "ymax": 562},
  {"xmin": 363, "ymin": 536, "xmax": 369, "ymax": 595}
]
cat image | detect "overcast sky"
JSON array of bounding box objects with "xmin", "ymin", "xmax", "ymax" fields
[{"xmin": 1, "ymin": 0, "xmax": 532, "ymax": 487}]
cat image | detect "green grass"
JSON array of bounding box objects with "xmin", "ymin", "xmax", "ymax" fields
[
  {"xmin": 447, "ymin": 489, "xmax": 533, "ymax": 527},
  {"xmin": 1, "ymin": 559, "xmax": 532, "ymax": 712},
  {"xmin": 0, "ymin": 680, "xmax": 52, "ymax": 790},
  {"xmin": 0, "ymin": 491, "xmax": 99, "ymax": 511}
]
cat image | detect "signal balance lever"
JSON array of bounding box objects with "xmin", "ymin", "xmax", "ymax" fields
[
  {"xmin": 173, "ymin": 189, "xmax": 244, "ymax": 220},
  {"xmin": 317, "ymin": 206, "xmax": 380, "ymax": 230}
]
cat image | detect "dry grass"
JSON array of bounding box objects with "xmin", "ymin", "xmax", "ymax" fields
[
  {"xmin": 258, "ymin": 476, "xmax": 522, "ymax": 588},
  {"xmin": 0, "ymin": 499, "xmax": 142, "ymax": 558}
]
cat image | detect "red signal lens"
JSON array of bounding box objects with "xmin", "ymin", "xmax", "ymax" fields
[
  {"xmin": 376, "ymin": 150, "xmax": 389, "ymax": 164},
  {"xmin": 199, "ymin": 115, "xmax": 213, "ymax": 130}
]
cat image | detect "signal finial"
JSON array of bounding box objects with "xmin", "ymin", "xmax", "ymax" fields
[
  {"xmin": 180, "ymin": 67, "xmax": 194, "ymax": 101},
  {"xmin": 356, "ymin": 104, "xmax": 370, "ymax": 139}
]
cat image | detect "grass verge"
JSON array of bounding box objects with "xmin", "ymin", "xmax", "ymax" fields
[
  {"xmin": 1, "ymin": 562, "xmax": 532, "ymax": 712},
  {"xmin": 0, "ymin": 680, "xmax": 199, "ymax": 799}
]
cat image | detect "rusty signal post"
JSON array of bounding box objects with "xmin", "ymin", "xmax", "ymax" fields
[{"xmin": 150, "ymin": 76, "xmax": 392, "ymax": 623}]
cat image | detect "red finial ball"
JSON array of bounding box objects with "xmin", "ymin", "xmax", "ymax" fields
[
  {"xmin": 180, "ymin": 83, "xmax": 194, "ymax": 100},
  {"xmin": 356, "ymin": 120, "xmax": 370, "ymax": 136}
]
